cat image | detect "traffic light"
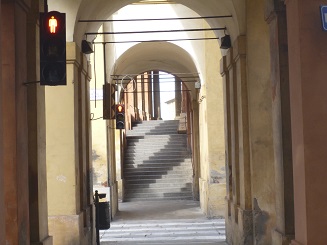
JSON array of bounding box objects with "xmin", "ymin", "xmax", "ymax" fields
[
  {"xmin": 115, "ymin": 104, "xmax": 125, "ymax": 129},
  {"xmin": 40, "ymin": 11, "xmax": 66, "ymax": 86}
]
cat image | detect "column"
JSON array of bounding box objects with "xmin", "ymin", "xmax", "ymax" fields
[
  {"xmin": 285, "ymin": 1, "xmax": 327, "ymax": 244},
  {"xmin": 103, "ymin": 22, "xmax": 118, "ymax": 218},
  {"xmin": 27, "ymin": 1, "xmax": 53, "ymax": 244},
  {"xmin": 137, "ymin": 75, "xmax": 143, "ymax": 119},
  {"xmin": 143, "ymin": 72, "xmax": 150, "ymax": 120},
  {"xmin": 175, "ymin": 78, "xmax": 182, "ymax": 117},
  {"xmin": 234, "ymin": 36, "xmax": 253, "ymax": 238},
  {"xmin": 0, "ymin": 2, "xmax": 4, "ymax": 245},
  {"xmin": 147, "ymin": 71, "xmax": 153, "ymax": 119},
  {"xmin": 191, "ymin": 100, "xmax": 200, "ymax": 201},
  {"xmin": 265, "ymin": 1, "xmax": 295, "ymax": 244},
  {"xmin": 46, "ymin": 43, "xmax": 93, "ymax": 245},
  {"xmin": 1, "ymin": 1, "xmax": 30, "ymax": 244},
  {"xmin": 228, "ymin": 48, "xmax": 240, "ymax": 223},
  {"xmin": 153, "ymin": 70, "xmax": 161, "ymax": 119},
  {"xmin": 247, "ymin": 0, "xmax": 275, "ymax": 243}
]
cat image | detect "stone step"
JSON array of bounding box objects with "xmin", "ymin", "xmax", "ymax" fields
[
  {"xmin": 124, "ymin": 164, "xmax": 191, "ymax": 169},
  {"xmin": 125, "ymin": 120, "xmax": 192, "ymax": 201},
  {"xmin": 124, "ymin": 192, "xmax": 194, "ymax": 199},
  {"xmin": 127, "ymin": 140, "xmax": 187, "ymax": 145},
  {"xmin": 100, "ymin": 218, "xmax": 227, "ymax": 244},
  {"xmin": 125, "ymin": 157, "xmax": 191, "ymax": 163},
  {"xmin": 125, "ymin": 178, "xmax": 192, "ymax": 185},
  {"xmin": 124, "ymin": 169, "xmax": 193, "ymax": 176},
  {"xmin": 124, "ymin": 174, "xmax": 193, "ymax": 181},
  {"xmin": 125, "ymin": 158, "xmax": 192, "ymax": 163},
  {"xmin": 127, "ymin": 131, "xmax": 179, "ymax": 135},
  {"xmin": 124, "ymin": 182, "xmax": 193, "ymax": 189},
  {"xmin": 127, "ymin": 135, "xmax": 186, "ymax": 140},
  {"xmin": 124, "ymin": 196, "xmax": 193, "ymax": 202},
  {"xmin": 127, "ymin": 140, "xmax": 185, "ymax": 148},
  {"xmin": 125, "ymin": 186, "xmax": 192, "ymax": 194},
  {"xmin": 125, "ymin": 152, "xmax": 190, "ymax": 158}
]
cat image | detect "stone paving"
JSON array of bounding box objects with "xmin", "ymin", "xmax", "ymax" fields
[{"xmin": 100, "ymin": 200, "xmax": 228, "ymax": 245}]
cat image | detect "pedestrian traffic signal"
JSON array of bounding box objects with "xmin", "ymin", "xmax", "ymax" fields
[
  {"xmin": 40, "ymin": 11, "xmax": 66, "ymax": 86},
  {"xmin": 115, "ymin": 104, "xmax": 125, "ymax": 129}
]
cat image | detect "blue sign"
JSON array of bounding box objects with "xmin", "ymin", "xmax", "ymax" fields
[{"xmin": 321, "ymin": 6, "xmax": 327, "ymax": 31}]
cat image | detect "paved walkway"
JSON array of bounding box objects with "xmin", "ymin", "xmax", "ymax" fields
[{"xmin": 100, "ymin": 200, "xmax": 228, "ymax": 245}]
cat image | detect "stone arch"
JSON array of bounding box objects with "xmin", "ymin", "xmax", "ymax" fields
[
  {"xmin": 112, "ymin": 41, "xmax": 199, "ymax": 99},
  {"xmin": 48, "ymin": 0, "xmax": 243, "ymax": 45}
]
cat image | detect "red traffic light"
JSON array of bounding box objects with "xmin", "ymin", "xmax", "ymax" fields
[
  {"xmin": 49, "ymin": 16, "xmax": 58, "ymax": 34},
  {"xmin": 42, "ymin": 11, "xmax": 65, "ymax": 35},
  {"xmin": 40, "ymin": 11, "xmax": 66, "ymax": 86},
  {"xmin": 115, "ymin": 104, "xmax": 125, "ymax": 130},
  {"xmin": 116, "ymin": 104, "xmax": 124, "ymax": 113}
]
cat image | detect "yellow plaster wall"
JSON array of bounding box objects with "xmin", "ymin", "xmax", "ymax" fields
[
  {"xmin": 198, "ymin": 21, "xmax": 226, "ymax": 218},
  {"xmin": 46, "ymin": 61, "xmax": 77, "ymax": 215},
  {"xmin": 46, "ymin": 42, "xmax": 93, "ymax": 245}
]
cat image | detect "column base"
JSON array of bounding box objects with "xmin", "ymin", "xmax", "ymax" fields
[
  {"xmin": 31, "ymin": 236, "xmax": 53, "ymax": 245},
  {"xmin": 48, "ymin": 211, "xmax": 92, "ymax": 245},
  {"xmin": 272, "ymin": 229, "xmax": 294, "ymax": 245},
  {"xmin": 225, "ymin": 203, "xmax": 253, "ymax": 245},
  {"xmin": 199, "ymin": 178, "xmax": 225, "ymax": 218},
  {"xmin": 238, "ymin": 207, "xmax": 253, "ymax": 244},
  {"xmin": 291, "ymin": 240, "xmax": 304, "ymax": 245}
]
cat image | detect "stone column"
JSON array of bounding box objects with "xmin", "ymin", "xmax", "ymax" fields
[
  {"xmin": 227, "ymin": 47, "xmax": 241, "ymax": 223},
  {"xmin": 103, "ymin": 22, "xmax": 118, "ymax": 218},
  {"xmin": 0, "ymin": 2, "xmax": 4, "ymax": 245},
  {"xmin": 147, "ymin": 72, "xmax": 153, "ymax": 119},
  {"xmin": 265, "ymin": 1, "xmax": 295, "ymax": 245},
  {"xmin": 234, "ymin": 36, "xmax": 253, "ymax": 243},
  {"xmin": 223, "ymin": 41, "xmax": 253, "ymax": 244},
  {"xmin": 1, "ymin": 1, "xmax": 30, "ymax": 244},
  {"xmin": 153, "ymin": 70, "xmax": 161, "ymax": 119},
  {"xmin": 191, "ymin": 100, "xmax": 200, "ymax": 201},
  {"xmin": 285, "ymin": 1, "xmax": 327, "ymax": 244},
  {"xmin": 143, "ymin": 72, "xmax": 150, "ymax": 120},
  {"xmin": 27, "ymin": 1, "xmax": 53, "ymax": 244},
  {"xmin": 175, "ymin": 78, "xmax": 182, "ymax": 117},
  {"xmin": 137, "ymin": 75, "xmax": 143, "ymax": 119},
  {"xmin": 220, "ymin": 56, "xmax": 232, "ymax": 219},
  {"xmin": 47, "ymin": 43, "xmax": 93, "ymax": 245},
  {"xmin": 247, "ymin": 0, "xmax": 275, "ymax": 243}
]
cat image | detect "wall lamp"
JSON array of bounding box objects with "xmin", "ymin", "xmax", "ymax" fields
[
  {"xmin": 81, "ymin": 39, "xmax": 93, "ymax": 54},
  {"xmin": 220, "ymin": 30, "xmax": 231, "ymax": 49}
]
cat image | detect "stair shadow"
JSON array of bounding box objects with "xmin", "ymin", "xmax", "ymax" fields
[{"xmin": 124, "ymin": 120, "xmax": 193, "ymax": 200}]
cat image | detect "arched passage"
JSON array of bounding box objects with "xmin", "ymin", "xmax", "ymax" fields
[{"xmin": 47, "ymin": 1, "xmax": 277, "ymax": 245}]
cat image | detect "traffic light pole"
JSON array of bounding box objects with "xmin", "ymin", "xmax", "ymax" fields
[{"xmin": 94, "ymin": 191, "xmax": 100, "ymax": 245}]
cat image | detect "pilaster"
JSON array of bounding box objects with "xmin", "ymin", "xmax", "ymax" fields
[
  {"xmin": 153, "ymin": 70, "xmax": 161, "ymax": 119},
  {"xmin": 285, "ymin": 0, "xmax": 327, "ymax": 244},
  {"xmin": 221, "ymin": 35, "xmax": 254, "ymax": 245},
  {"xmin": 265, "ymin": 1, "xmax": 295, "ymax": 245},
  {"xmin": 1, "ymin": 1, "xmax": 30, "ymax": 244},
  {"xmin": 26, "ymin": 1, "xmax": 53, "ymax": 244},
  {"xmin": 46, "ymin": 42, "xmax": 93, "ymax": 245}
]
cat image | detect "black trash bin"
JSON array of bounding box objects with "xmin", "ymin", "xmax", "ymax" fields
[{"xmin": 98, "ymin": 201, "xmax": 110, "ymax": 230}]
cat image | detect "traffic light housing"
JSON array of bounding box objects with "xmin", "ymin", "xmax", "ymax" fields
[
  {"xmin": 40, "ymin": 11, "xmax": 66, "ymax": 86},
  {"xmin": 115, "ymin": 104, "xmax": 125, "ymax": 130}
]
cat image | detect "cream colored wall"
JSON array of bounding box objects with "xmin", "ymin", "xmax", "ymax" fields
[
  {"xmin": 46, "ymin": 43, "xmax": 93, "ymax": 245},
  {"xmin": 90, "ymin": 27, "xmax": 108, "ymax": 188},
  {"xmin": 198, "ymin": 21, "xmax": 226, "ymax": 218}
]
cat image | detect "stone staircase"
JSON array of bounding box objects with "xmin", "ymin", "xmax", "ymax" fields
[
  {"xmin": 100, "ymin": 219, "xmax": 226, "ymax": 244},
  {"xmin": 124, "ymin": 120, "xmax": 193, "ymax": 201}
]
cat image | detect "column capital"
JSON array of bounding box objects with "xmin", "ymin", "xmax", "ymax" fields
[{"xmin": 264, "ymin": 0, "xmax": 286, "ymax": 24}]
